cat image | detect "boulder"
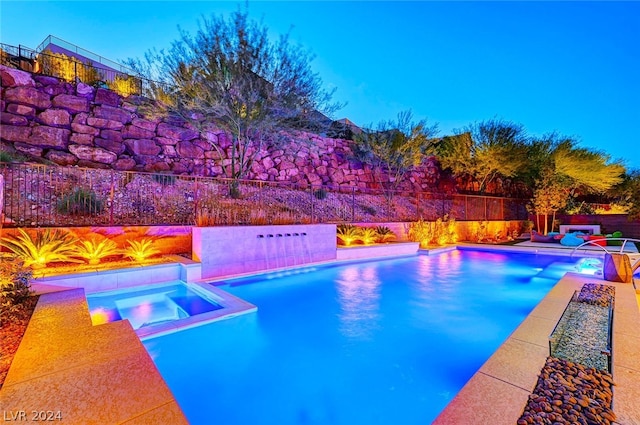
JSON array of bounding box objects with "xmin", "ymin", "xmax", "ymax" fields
[
  {"xmin": 33, "ymin": 75, "xmax": 62, "ymax": 86},
  {"xmin": 94, "ymin": 88, "xmax": 120, "ymax": 107},
  {"xmin": 95, "ymin": 138, "xmax": 125, "ymax": 155},
  {"xmin": 122, "ymin": 124, "xmax": 155, "ymax": 139},
  {"xmin": 4, "ymin": 86, "xmax": 51, "ymax": 109},
  {"xmin": 28, "ymin": 126, "xmax": 70, "ymax": 149},
  {"xmin": 52, "ymin": 94, "xmax": 89, "ymax": 113},
  {"xmin": 0, "ymin": 125, "xmax": 32, "ymax": 143},
  {"xmin": 93, "ymin": 105, "xmax": 131, "ymax": 124},
  {"xmin": 154, "ymin": 136, "xmax": 177, "ymax": 146},
  {"xmin": 176, "ymin": 141, "xmax": 204, "ymax": 159},
  {"xmin": 0, "ymin": 65, "xmax": 35, "ymax": 87},
  {"xmin": 1, "ymin": 112, "xmax": 28, "ymax": 126},
  {"xmin": 76, "ymin": 83, "xmax": 94, "ymax": 98},
  {"xmin": 69, "ymin": 144, "xmax": 117, "ymax": 164},
  {"xmin": 43, "ymin": 84, "xmax": 66, "ymax": 97},
  {"xmin": 13, "ymin": 142, "xmax": 42, "ymax": 157},
  {"xmin": 37, "ymin": 109, "xmax": 71, "ymax": 127},
  {"xmin": 132, "ymin": 118, "xmax": 157, "ymax": 132},
  {"xmin": 6, "ymin": 103, "xmax": 35, "ymax": 117},
  {"xmin": 70, "ymin": 133, "xmax": 94, "ymax": 145},
  {"xmin": 143, "ymin": 161, "xmax": 171, "ymax": 172},
  {"xmin": 171, "ymin": 161, "xmax": 190, "ymax": 174},
  {"xmin": 124, "ymin": 138, "xmax": 161, "ymax": 156},
  {"xmin": 157, "ymin": 123, "xmax": 199, "ymax": 141},
  {"xmin": 45, "ymin": 150, "xmax": 77, "ymax": 166},
  {"xmin": 100, "ymin": 129, "xmax": 123, "ymax": 142},
  {"xmin": 86, "ymin": 117, "xmax": 124, "ymax": 130},
  {"xmin": 71, "ymin": 123, "xmax": 100, "ymax": 135},
  {"xmin": 113, "ymin": 157, "xmax": 137, "ymax": 171},
  {"xmin": 161, "ymin": 145, "xmax": 177, "ymax": 157},
  {"xmin": 73, "ymin": 112, "xmax": 89, "ymax": 124}
]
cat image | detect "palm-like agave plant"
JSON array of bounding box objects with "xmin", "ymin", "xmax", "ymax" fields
[
  {"xmin": 122, "ymin": 238, "xmax": 160, "ymax": 263},
  {"xmin": 374, "ymin": 226, "xmax": 396, "ymax": 243},
  {"xmin": 337, "ymin": 224, "xmax": 360, "ymax": 246},
  {"xmin": 0, "ymin": 228, "xmax": 80, "ymax": 268},
  {"xmin": 359, "ymin": 227, "xmax": 379, "ymax": 245},
  {"xmin": 73, "ymin": 238, "xmax": 119, "ymax": 265}
]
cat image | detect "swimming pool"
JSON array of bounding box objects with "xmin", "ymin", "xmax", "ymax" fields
[{"xmin": 143, "ymin": 250, "xmax": 585, "ymax": 425}]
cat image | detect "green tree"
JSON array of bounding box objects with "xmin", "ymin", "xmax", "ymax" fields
[
  {"xmin": 526, "ymin": 134, "xmax": 625, "ymax": 232},
  {"xmin": 127, "ymin": 8, "xmax": 340, "ymax": 193},
  {"xmin": 608, "ymin": 170, "xmax": 640, "ymax": 220},
  {"xmin": 552, "ymin": 140, "xmax": 625, "ymax": 195},
  {"xmin": 530, "ymin": 169, "xmax": 567, "ymax": 234},
  {"xmin": 433, "ymin": 119, "xmax": 529, "ymax": 193},
  {"xmin": 352, "ymin": 110, "xmax": 438, "ymax": 196}
]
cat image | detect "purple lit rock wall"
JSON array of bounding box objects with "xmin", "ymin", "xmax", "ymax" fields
[{"xmin": 0, "ymin": 65, "xmax": 444, "ymax": 193}]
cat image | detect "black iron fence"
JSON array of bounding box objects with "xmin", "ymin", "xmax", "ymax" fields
[
  {"xmin": 0, "ymin": 163, "xmax": 529, "ymax": 228},
  {"xmin": 0, "ymin": 43, "xmax": 173, "ymax": 98}
]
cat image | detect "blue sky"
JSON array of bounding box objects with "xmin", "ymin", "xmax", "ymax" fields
[{"xmin": 2, "ymin": 1, "xmax": 638, "ymax": 170}]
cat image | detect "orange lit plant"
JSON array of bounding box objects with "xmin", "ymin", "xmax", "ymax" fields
[
  {"xmin": 72, "ymin": 238, "xmax": 119, "ymax": 265},
  {"xmin": 122, "ymin": 238, "xmax": 160, "ymax": 263},
  {"xmin": 0, "ymin": 228, "xmax": 80, "ymax": 269},
  {"xmin": 337, "ymin": 224, "xmax": 361, "ymax": 246}
]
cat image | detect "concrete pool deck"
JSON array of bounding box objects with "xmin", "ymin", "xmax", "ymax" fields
[
  {"xmin": 433, "ymin": 270, "xmax": 640, "ymax": 424},
  {"xmin": 0, "ymin": 288, "xmax": 188, "ymax": 424}
]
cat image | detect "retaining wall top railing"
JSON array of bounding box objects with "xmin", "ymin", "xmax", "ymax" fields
[
  {"xmin": 1, "ymin": 42, "xmax": 174, "ymax": 97},
  {"xmin": 0, "ymin": 163, "xmax": 529, "ymax": 228}
]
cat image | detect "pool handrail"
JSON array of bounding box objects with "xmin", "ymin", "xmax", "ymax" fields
[{"xmin": 570, "ymin": 238, "xmax": 640, "ymax": 271}]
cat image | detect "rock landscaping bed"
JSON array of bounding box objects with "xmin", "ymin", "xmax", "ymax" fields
[
  {"xmin": 518, "ymin": 357, "xmax": 615, "ymax": 425},
  {"xmin": 519, "ymin": 283, "xmax": 617, "ymax": 424}
]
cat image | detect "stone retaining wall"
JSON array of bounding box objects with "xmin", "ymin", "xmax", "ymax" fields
[{"xmin": 0, "ymin": 65, "xmax": 446, "ymax": 192}]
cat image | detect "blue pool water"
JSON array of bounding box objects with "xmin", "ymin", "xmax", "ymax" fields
[
  {"xmin": 143, "ymin": 250, "xmax": 584, "ymax": 425},
  {"xmin": 87, "ymin": 282, "xmax": 222, "ymax": 330}
]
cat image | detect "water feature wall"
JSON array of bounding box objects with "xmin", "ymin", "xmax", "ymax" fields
[{"xmin": 192, "ymin": 224, "xmax": 337, "ymax": 279}]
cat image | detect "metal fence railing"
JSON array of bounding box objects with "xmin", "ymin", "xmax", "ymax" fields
[
  {"xmin": 0, "ymin": 43, "xmax": 174, "ymax": 98},
  {"xmin": 0, "ymin": 163, "xmax": 529, "ymax": 228}
]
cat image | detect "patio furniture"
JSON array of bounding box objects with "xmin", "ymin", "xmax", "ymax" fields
[
  {"xmin": 531, "ymin": 230, "xmax": 559, "ymax": 243},
  {"xmin": 560, "ymin": 232, "xmax": 587, "ymax": 247},
  {"xmin": 606, "ymin": 231, "xmax": 623, "ymax": 246}
]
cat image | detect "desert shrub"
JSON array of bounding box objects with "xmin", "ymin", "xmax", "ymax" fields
[
  {"xmin": 271, "ymin": 210, "xmax": 298, "ymax": 225},
  {"xmin": 195, "ymin": 209, "xmax": 217, "ymax": 226},
  {"xmin": 470, "ymin": 220, "xmax": 489, "ymax": 242},
  {"xmin": 72, "ymin": 238, "xmax": 119, "ymax": 265},
  {"xmin": 152, "ymin": 173, "xmax": 177, "ymax": 185},
  {"xmin": 0, "ymin": 149, "xmax": 28, "ymax": 163},
  {"xmin": 0, "ymin": 228, "xmax": 80, "ymax": 268},
  {"xmin": 57, "ymin": 188, "xmax": 104, "ymax": 216},
  {"xmin": 248, "ymin": 209, "xmax": 269, "ymax": 225},
  {"xmin": 434, "ymin": 215, "xmax": 457, "ymax": 245},
  {"xmin": 122, "ymin": 238, "xmax": 160, "ymax": 263},
  {"xmin": 313, "ymin": 188, "xmax": 328, "ymax": 200},
  {"xmin": 362, "ymin": 205, "xmax": 377, "ymax": 216},
  {"xmin": 375, "ymin": 226, "xmax": 396, "ymax": 243},
  {"xmin": 0, "ymin": 256, "xmax": 33, "ymax": 316},
  {"xmin": 408, "ymin": 219, "xmax": 434, "ymax": 248}
]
